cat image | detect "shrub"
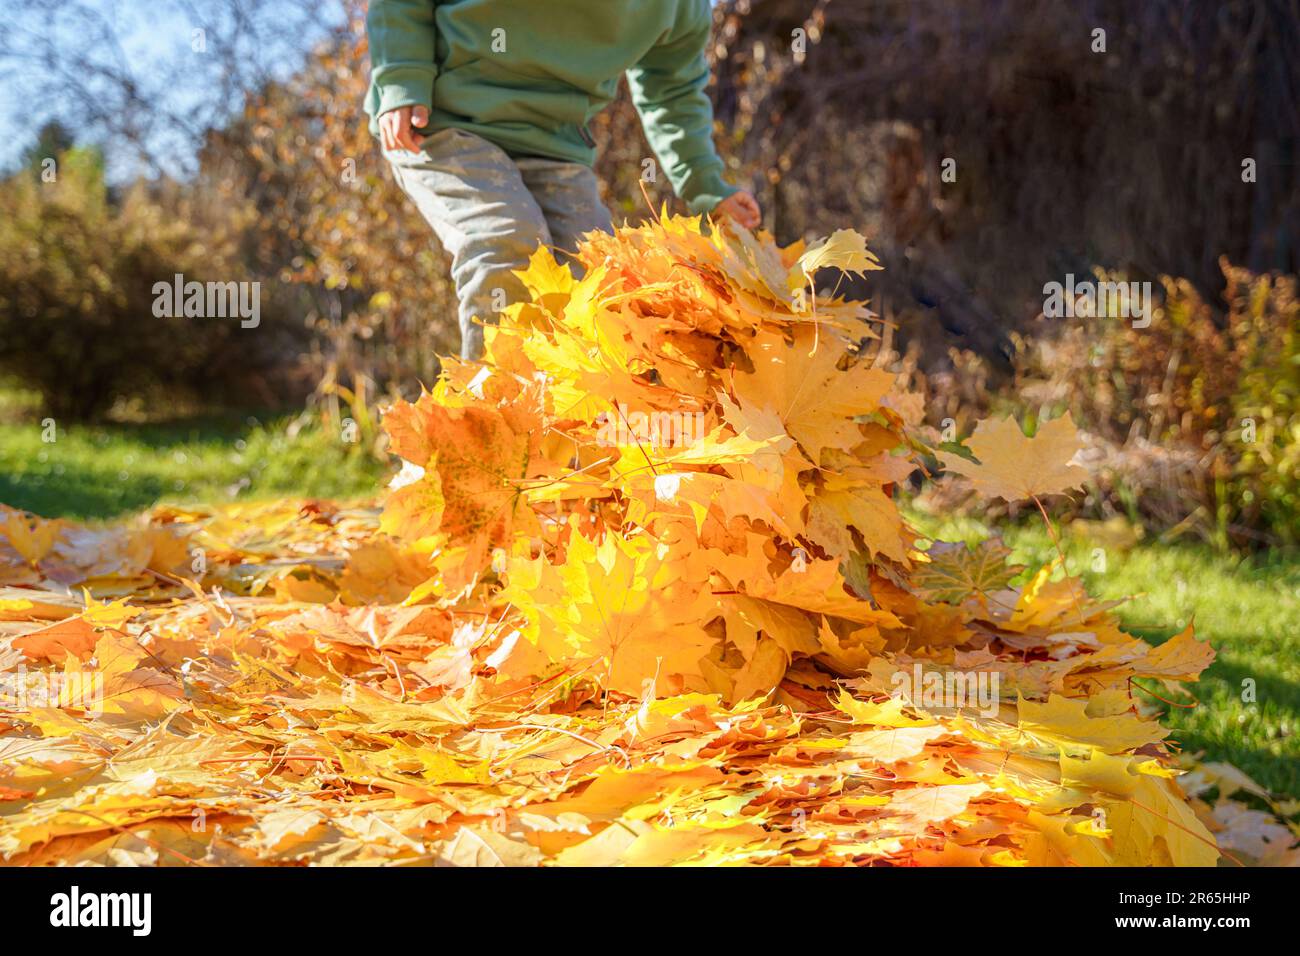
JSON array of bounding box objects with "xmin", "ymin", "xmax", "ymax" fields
[
  {"xmin": 1225, "ymin": 267, "xmax": 1300, "ymax": 545},
  {"xmin": 0, "ymin": 149, "xmax": 304, "ymax": 421},
  {"xmin": 1011, "ymin": 262, "xmax": 1300, "ymax": 548}
]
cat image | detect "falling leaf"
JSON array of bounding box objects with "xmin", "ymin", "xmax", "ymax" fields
[
  {"xmin": 796, "ymin": 228, "xmax": 884, "ymax": 281},
  {"xmin": 941, "ymin": 414, "xmax": 1088, "ymax": 502}
]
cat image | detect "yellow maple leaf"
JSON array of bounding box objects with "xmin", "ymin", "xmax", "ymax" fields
[
  {"xmin": 503, "ymin": 531, "xmax": 717, "ymax": 696},
  {"xmin": 1016, "ymin": 694, "xmax": 1169, "ymax": 753},
  {"xmin": 806, "ymin": 477, "xmax": 912, "ymax": 565},
  {"xmin": 0, "ymin": 509, "xmax": 64, "ymax": 565},
  {"xmin": 941, "ymin": 413, "xmax": 1088, "ymax": 502},
  {"xmin": 796, "ymin": 228, "xmax": 883, "ymax": 282},
  {"xmin": 731, "ymin": 327, "xmax": 895, "ymax": 466}
]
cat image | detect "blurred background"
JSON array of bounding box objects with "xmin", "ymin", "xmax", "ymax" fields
[
  {"xmin": 0, "ymin": 0, "xmax": 1297, "ymax": 792},
  {"xmin": 2, "ymin": 0, "xmax": 1297, "ymax": 545}
]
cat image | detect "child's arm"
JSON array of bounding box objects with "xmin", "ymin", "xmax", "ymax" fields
[
  {"xmin": 367, "ymin": 0, "xmax": 438, "ymax": 151},
  {"xmin": 626, "ymin": 0, "xmax": 756, "ymax": 223}
]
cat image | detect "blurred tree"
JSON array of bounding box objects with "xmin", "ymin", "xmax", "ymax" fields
[
  {"xmin": 0, "ymin": 144, "xmax": 299, "ymax": 419},
  {"xmin": 19, "ymin": 120, "xmax": 75, "ymax": 174}
]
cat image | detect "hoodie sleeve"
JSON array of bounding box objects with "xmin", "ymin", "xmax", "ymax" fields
[
  {"xmin": 625, "ymin": 0, "xmax": 737, "ymax": 214},
  {"xmin": 366, "ymin": 0, "xmax": 439, "ymax": 117}
]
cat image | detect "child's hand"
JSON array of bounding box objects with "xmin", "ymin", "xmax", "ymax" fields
[
  {"xmin": 379, "ymin": 105, "xmax": 430, "ymax": 153},
  {"xmin": 714, "ymin": 191, "xmax": 762, "ymax": 230}
]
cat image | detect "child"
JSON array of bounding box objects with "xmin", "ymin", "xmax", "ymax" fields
[{"xmin": 366, "ymin": 0, "xmax": 761, "ymax": 359}]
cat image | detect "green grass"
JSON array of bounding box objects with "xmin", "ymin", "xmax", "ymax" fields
[
  {"xmin": 0, "ymin": 412, "xmax": 387, "ymax": 520},
  {"xmin": 910, "ymin": 509, "xmax": 1300, "ymax": 798}
]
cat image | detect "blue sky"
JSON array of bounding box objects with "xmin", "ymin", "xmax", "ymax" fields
[
  {"xmin": 1, "ymin": 0, "xmax": 725, "ymax": 179},
  {"xmin": 0, "ymin": 0, "xmax": 340, "ymax": 178}
]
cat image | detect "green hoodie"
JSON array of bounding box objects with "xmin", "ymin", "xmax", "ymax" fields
[{"xmin": 365, "ymin": 0, "xmax": 738, "ymax": 213}]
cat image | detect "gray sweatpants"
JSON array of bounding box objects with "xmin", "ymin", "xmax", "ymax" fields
[{"xmin": 384, "ymin": 127, "xmax": 614, "ymax": 360}]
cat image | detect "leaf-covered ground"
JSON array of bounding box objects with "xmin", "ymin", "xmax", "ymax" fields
[{"xmin": 2, "ymin": 217, "xmax": 1296, "ymax": 866}]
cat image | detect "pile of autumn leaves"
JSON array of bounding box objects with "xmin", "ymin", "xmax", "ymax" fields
[{"xmin": 0, "ymin": 215, "xmax": 1258, "ymax": 866}]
